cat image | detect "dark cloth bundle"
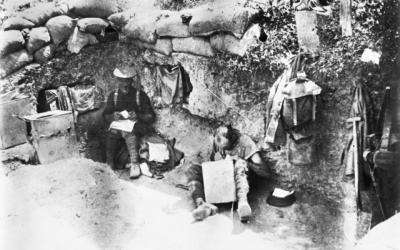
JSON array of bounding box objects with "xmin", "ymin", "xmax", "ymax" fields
[{"xmin": 156, "ymin": 63, "xmax": 193, "ymax": 105}]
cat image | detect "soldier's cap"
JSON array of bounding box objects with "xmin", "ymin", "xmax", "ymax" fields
[{"xmin": 113, "ymin": 67, "xmax": 137, "ymax": 79}]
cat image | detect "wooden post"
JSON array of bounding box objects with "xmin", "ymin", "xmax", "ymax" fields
[
  {"xmin": 295, "ymin": 11, "xmax": 320, "ymax": 53},
  {"xmin": 340, "ymin": 0, "xmax": 352, "ymax": 36}
]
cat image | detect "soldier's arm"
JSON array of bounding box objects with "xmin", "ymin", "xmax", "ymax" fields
[
  {"xmin": 248, "ymin": 152, "xmax": 270, "ymax": 178},
  {"xmin": 103, "ymin": 92, "xmax": 122, "ymax": 124}
]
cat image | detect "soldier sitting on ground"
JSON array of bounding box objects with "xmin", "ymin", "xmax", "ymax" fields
[
  {"xmin": 186, "ymin": 125, "xmax": 270, "ymax": 222},
  {"xmin": 103, "ymin": 67, "xmax": 156, "ymax": 178}
]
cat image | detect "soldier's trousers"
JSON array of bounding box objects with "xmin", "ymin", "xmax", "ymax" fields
[
  {"xmin": 106, "ymin": 131, "xmax": 139, "ymax": 165},
  {"xmin": 105, "ymin": 121, "xmax": 152, "ymax": 166},
  {"xmin": 186, "ymin": 159, "xmax": 249, "ymax": 203}
]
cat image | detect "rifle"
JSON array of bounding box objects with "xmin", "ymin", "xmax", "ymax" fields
[{"xmin": 363, "ymin": 86, "xmax": 392, "ymax": 220}]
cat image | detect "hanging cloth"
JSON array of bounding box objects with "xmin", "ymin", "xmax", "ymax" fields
[
  {"xmin": 156, "ymin": 63, "xmax": 193, "ymax": 105},
  {"xmin": 342, "ymin": 83, "xmax": 375, "ymax": 190}
]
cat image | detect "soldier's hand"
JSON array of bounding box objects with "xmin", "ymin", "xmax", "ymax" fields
[
  {"xmin": 128, "ymin": 111, "xmax": 137, "ymax": 120},
  {"xmin": 112, "ymin": 112, "xmax": 122, "ymax": 120}
]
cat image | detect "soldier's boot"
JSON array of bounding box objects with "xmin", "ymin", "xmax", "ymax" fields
[
  {"xmin": 124, "ymin": 133, "xmax": 141, "ymax": 179},
  {"xmin": 192, "ymin": 199, "xmax": 218, "ymax": 221},
  {"xmin": 235, "ymin": 159, "xmax": 252, "ymax": 222},
  {"xmin": 188, "ymin": 181, "xmax": 218, "ymax": 221}
]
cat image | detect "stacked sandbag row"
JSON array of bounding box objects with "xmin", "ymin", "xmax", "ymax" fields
[
  {"xmin": 0, "ymin": 0, "xmax": 262, "ymax": 78},
  {"xmin": 111, "ymin": 2, "xmax": 262, "ymax": 57},
  {"xmin": 0, "ymin": 1, "xmax": 117, "ymax": 78}
]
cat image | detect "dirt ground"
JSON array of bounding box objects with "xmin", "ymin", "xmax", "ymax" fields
[{"xmin": 0, "ymin": 157, "xmax": 353, "ymax": 250}]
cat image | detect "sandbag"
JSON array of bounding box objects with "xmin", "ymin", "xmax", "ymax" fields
[
  {"xmin": 210, "ymin": 24, "xmax": 261, "ymax": 56},
  {"xmin": 0, "ymin": 50, "xmax": 33, "ymax": 78},
  {"xmin": 46, "ymin": 15, "xmax": 76, "ymax": 46},
  {"xmin": 133, "ymin": 39, "xmax": 172, "ymax": 56},
  {"xmin": 34, "ymin": 44, "xmax": 56, "ymax": 63},
  {"xmin": 68, "ymin": 0, "xmax": 118, "ymax": 18},
  {"xmin": 67, "ymin": 27, "xmax": 98, "ymax": 54},
  {"xmin": 156, "ymin": 11, "xmax": 190, "ymax": 38},
  {"xmin": 1, "ymin": 17, "xmax": 35, "ymax": 31},
  {"xmin": 108, "ymin": 11, "xmax": 135, "ymax": 29},
  {"xmin": 21, "ymin": 2, "xmax": 68, "ymax": 25},
  {"xmin": 188, "ymin": 4, "xmax": 257, "ymax": 38},
  {"xmin": 172, "ymin": 37, "xmax": 214, "ymax": 57},
  {"xmin": 26, "ymin": 27, "xmax": 51, "ymax": 54},
  {"xmin": 122, "ymin": 13, "xmax": 159, "ymax": 44},
  {"xmin": 77, "ymin": 18, "xmax": 109, "ymax": 34},
  {"xmin": 0, "ymin": 30, "xmax": 25, "ymax": 58}
]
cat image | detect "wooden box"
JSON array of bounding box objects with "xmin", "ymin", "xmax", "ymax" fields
[
  {"xmin": 202, "ymin": 159, "xmax": 236, "ymax": 204},
  {"xmin": 23, "ymin": 110, "xmax": 79, "ymax": 164},
  {"xmin": 0, "ymin": 97, "xmax": 35, "ymax": 149}
]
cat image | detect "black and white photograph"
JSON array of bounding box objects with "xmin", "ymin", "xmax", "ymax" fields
[{"xmin": 0, "ymin": 0, "xmax": 399, "ymax": 249}]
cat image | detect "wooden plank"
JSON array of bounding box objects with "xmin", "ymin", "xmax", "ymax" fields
[
  {"xmin": 340, "ymin": 0, "xmax": 352, "ymax": 36},
  {"xmin": 202, "ymin": 159, "xmax": 236, "ymax": 204},
  {"xmin": 295, "ymin": 11, "xmax": 320, "ymax": 53}
]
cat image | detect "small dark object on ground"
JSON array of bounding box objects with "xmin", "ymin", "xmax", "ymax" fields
[{"xmin": 266, "ymin": 189, "xmax": 296, "ymax": 207}]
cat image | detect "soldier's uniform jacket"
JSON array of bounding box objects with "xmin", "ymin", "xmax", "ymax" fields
[{"xmin": 102, "ymin": 86, "xmax": 156, "ymax": 134}]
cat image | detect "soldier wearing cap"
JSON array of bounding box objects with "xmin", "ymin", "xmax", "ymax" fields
[{"xmin": 103, "ymin": 67, "xmax": 156, "ymax": 178}]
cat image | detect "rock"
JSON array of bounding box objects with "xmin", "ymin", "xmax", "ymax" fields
[
  {"xmin": 188, "ymin": 3, "xmax": 258, "ymax": 38},
  {"xmin": 0, "ymin": 30, "xmax": 25, "ymax": 58},
  {"xmin": 68, "ymin": 0, "xmax": 118, "ymax": 18},
  {"xmin": 77, "ymin": 18, "xmax": 109, "ymax": 34},
  {"xmin": 67, "ymin": 27, "xmax": 98, "ymax": 54},
  {"xmin": 0, "ymin": 50, "xmax": 33, "ymax": 78},
  {"xmin": 210, "ymin": 24, "xmax": 261, "ymax": 56},
  {"xmin": 132, "ymin": 38, "xmax": 172, "ymax": 56},
  {"xmin": 156, "ymin": 11, "xmax": 191, "ymax": 38},
  {"xmin": 0, "ymin": 143, "xmax": 36, "ymax": 163},
  {"xmin": 46, "ymin": 15, "xmax": 76, "ymax": 46},
  {"xmin": 1, "ymin": 17, "xmax": 35, "ymax": 31},
  {"xmin": 172, "ymin": 37, "xmax": 214, "ymax": 57},
  {"xmin": 122, "ymin": 11, "xmax": 160, "ymax": 44},
  {"xmin": 108, "ymin": 11, "xmax": 135, "ymax": 29},
  {"xmin": 20, "ymin": 2, "xmax": 68, "ymax": 26},
  {"xmin": 34, "ymin": 44, "xmax": 56, "ymax": 63},
  {"xmin": 26, "ymin": 27, "xmax": 51, "ymax": 54}
]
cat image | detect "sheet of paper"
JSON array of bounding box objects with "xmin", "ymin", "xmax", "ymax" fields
[
  {"xmin": 272, "ymin": 188, "xmax": 294, "ymax": 198},
  {"xmin": 109, "ymin": 119, "xmax": 136, "ymax": 132},
  {"xmin": 120, "ymin": 110, "xmax": 130, "ymax": 119}
]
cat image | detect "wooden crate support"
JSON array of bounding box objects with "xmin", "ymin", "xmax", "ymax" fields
[
  {"xmin": 23, "ymin": 110, "xmax": 79, "ymax": 164},
  {"xmin": 340, "ymin": 0, "xmax": 352, "ymax": 36}
]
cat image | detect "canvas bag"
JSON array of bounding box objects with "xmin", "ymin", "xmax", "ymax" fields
[{"xmin": 281, "ymin": 76, "xmax": 321, "ymax": 128}]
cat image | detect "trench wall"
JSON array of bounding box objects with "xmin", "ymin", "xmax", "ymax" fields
[{"xmin": 0, "ymin": 1, "xmax": 367, "ymax": 247}]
